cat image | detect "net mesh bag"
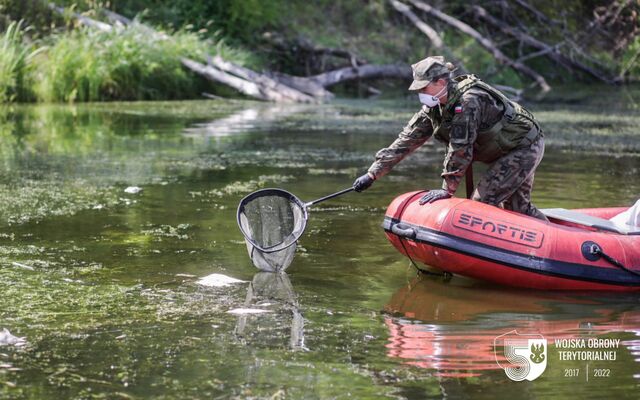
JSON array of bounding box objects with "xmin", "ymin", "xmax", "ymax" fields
[{"xmin": 237, "ymin": 189, "xmax": 307, "ymax": 272}]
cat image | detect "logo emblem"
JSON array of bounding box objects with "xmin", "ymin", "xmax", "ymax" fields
[
  {"xmin": 494, "ymin": 330, "xmax": 547, "ymax": 381},
  {"xmin": 453, "ymin": 210, "xmax": 544, "ymax": 248}
]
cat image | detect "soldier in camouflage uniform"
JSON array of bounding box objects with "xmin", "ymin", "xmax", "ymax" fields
[{"xmin": 353, "ymin": 56, "xmax": 548, "ymax": 221}]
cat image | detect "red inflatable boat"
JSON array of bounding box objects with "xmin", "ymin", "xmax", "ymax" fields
[{"xmin": 383, "ymin": 191, "xmax": 640, "ymax": 291}]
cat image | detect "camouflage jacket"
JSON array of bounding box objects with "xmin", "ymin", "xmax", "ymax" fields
[{"xmin": 367, "ymin": 84, "xmax": 521, "ymax": 195}]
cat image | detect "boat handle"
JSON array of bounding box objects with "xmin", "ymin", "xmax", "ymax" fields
[{"xmin": 391, "ymin": 223, "xmax": 416, "ymax": 239}]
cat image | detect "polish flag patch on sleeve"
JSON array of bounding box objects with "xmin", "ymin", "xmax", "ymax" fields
[{"xmin": 454, "ymin": 105, "xmax": 463, "ymax": 113}]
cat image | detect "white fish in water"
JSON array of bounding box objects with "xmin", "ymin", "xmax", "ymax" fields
[
  {"xmin": 196, "ymin": 273, "xmax": 246, "ymax": 287},
  {"xmin": 227, "ymin": 308, "xmax": 272, "ymax": 315},
  {"xmin": 0, "ymin": 329, "xmax": 26, "ymax": 347},
  {"xmin": 124, "ymin": 186, "xmax": 142, "ymax": 194}
]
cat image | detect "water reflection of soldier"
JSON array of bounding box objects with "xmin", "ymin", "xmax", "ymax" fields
[{"xmin": 353, "ymin": 56, "xmax": 548, "ymax": 221}]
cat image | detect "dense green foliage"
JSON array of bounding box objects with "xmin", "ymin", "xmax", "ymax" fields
[
  {"xmin": 110, "ymin": 0, "xmax": 285, "ymax": 43},
  {"xmin": 0, "ymin": 21, "xmax": 41, "ymax": 102},
  {"xmin": 0, "ymin": 0, "xmax": 637, "ymax": 102},
  {"xmin": 0, "ymin": 21, "xmax": 256, "ymax": 102},
  {"xmin": 36, "ymin": 26, "xmax": 206, "ymax": 102}
]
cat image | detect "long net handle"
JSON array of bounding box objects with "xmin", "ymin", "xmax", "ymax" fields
[{"xmin": 304, "ymin": 187, "xmax": 354, "ymax": 208}]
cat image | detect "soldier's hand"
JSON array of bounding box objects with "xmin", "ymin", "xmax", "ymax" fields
[
  {"xmin": 353, "ymin": 173, "xmax": 375, "ymax": 192},
  {"xmin": 418, "ymin": 189, "xmax": 452, "ymax": 205}
]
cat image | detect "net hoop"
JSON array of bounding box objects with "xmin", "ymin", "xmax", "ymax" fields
[{"xmin": 237, "ymin": 188, "xmax": 309, "ymax": 253}]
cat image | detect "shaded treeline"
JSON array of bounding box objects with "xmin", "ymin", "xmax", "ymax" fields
[{"xmin": 0, "ymin": 0, "xmax": 638, "ymax": 103}]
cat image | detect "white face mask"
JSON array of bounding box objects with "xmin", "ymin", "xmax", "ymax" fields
[{"xmin": 418, "ymin": 85, "xmax": 447, "ymax": 108}]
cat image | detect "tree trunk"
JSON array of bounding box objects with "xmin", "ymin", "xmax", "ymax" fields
[
  {"xmin": 263, "ymin": 72, "xmax": 335, "ymax": 99},
  {"xmin": 208, "ymin": 56, "xmax": 316, "ymax": 103},
  {"xmin": 389, "ymin": 0, "xmax": 469, "ymax": 74},
  {"xmin": 307, "ymin": 64, "xmax": 411, "ymax": 87},
  {"xmin": 180, "ymin": 58, "xmax": 273, "ymax": 101}
]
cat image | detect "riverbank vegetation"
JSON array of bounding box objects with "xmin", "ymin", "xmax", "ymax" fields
[{"xmin": 0, "ymin": 0, "xmax": 638, "ymax": 103}]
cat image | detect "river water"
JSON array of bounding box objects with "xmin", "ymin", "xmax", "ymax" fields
[{"xmin": 0, "ymin": 88, "xmax": 639, "ymax": 399}]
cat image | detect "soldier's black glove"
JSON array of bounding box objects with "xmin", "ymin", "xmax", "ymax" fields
[
  {"xmin": 418, "ymin": 189, "xmax": 452, "ymax": 205},
  {"xmin": 353, "ymin": 173, "xmax": 375, "ymax": 192}
]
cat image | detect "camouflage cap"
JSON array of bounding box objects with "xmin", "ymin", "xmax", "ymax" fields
[{"xmin": 408, "ymin": 56, "xmax": 449, "ymax": 91}]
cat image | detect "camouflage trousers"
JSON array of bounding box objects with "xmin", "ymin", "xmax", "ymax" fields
[{"xmin": 471, "ymin": 136, "xmax": 548, "ymax": 221}]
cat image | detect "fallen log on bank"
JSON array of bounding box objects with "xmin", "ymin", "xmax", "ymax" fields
[
  {"xmin": 80, "ymin": 6, "xmax": 318, "ymax": 103},
  {"xmin": 100, "ymin": 8, "xmax": 316, "ymax": 102},
  {"xmin": 208, "ymin": 56, "xmax": 316, "ymax": 103},
  {"xmin": 48, "ymin": 3, "xmax": 525, "ymax": 102},
  {"xmin": 307, "ymin": 64, "xmax": 411, "ymax": 87},
  {"xmin": 407, "ymin": 0, "xmax": 551, "ymax": 93},
  {"xmin": 181, "ymin": 58, "xmax": 297, "ymax": 102},
  {"xmin": 53, "ymin": 3, "xmax": 416, "ymax": 102},
  {"xmin": 263, "ymin": 72, "xmax": 335, "ymax": 99}
]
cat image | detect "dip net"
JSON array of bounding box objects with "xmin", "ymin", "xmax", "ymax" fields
[{"xmin": 237, "ymin": 189, "xmax": 308, "ymax": 272}]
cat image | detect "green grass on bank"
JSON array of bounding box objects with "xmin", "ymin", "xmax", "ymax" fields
[
  {"xmin": 0, "ymin": 21, "xmax": 257, "ymax": 103},
  {"xmin": 36, "ymin": 26, "xmax": 208, "ymax": 102},
  {"xmin": 0, "ymin": 20, "xmax": 41, "ymax": 102}
]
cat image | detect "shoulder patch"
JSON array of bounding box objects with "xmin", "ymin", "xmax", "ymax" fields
[{"xmin": 454, "ymin": 105, "xmax": 463, "ymax": 113}]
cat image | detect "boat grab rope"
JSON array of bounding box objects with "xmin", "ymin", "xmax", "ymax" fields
[
  {"xmin": 395, "ymin": 191, "xmax": 448, "ymax": 277},
  {"xmin": 588, "ymin": 244, "xmax": 640, "ymax": 279}
]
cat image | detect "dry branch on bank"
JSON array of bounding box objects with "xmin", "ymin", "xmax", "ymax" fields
[
  {"xmin": 388, "ymin": 0, "xmax": 468, "ymax": 74},
  {"xmin": 307, "ymin": 64, "xmax": 411, "ymax": 87},
  {"xmin": 472, "ymin": 5, "xmax": 615, "ymax": 83},
  {"xmin": 100, "ymin": 8, "xmax": 315, "ymax": 102},
  {"xmin": 208, "ymin": 55, "xmax": 316, "ymax": 103},
  {"xmin": 262, "ymin": 72, "xmax": 335, "ymax": 99},
  {"xmin": 48, "ymin": 3, "xmax": 113, "ymax": 32},
  {"xmin": 406, "ymin": 0, "xmax": 551, "ymax": 93},
  {"xmin": 511, "ymin": 0, "xmax": 559, "ymax": 27},
  {"xmin": 181, "ymin": 58, "xmax": 308, "ymax": 102},
  {"xmin": 388, "ymin": 0, "xmax": 522, "ymax": 98}
]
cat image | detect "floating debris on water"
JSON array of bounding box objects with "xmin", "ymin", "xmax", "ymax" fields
[
  {"xmin": 196, "ymin": 273, "xmax": 247, "ymax": 287},
  {"xmin": 0, "ymin": 328, "xmax": 26, "ymax": 347},
  {"xmin": 11, "ymin": 261, "xmax": 34, "ymax": 271},
  {"xmin": 124, "ymin": 186, "xmax": 143, "ymax": 194}
]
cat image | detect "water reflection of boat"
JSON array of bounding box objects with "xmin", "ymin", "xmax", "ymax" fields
[
  {"xmin": 234, "ymin": 272, "xmax": 305, "ymax": 350},
  {"xmin": 384, "ymin": 276, "xmax": 640, "ymax": 378}
]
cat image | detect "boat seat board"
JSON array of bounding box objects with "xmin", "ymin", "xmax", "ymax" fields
[{"xmin": 541, "ymin": 208, "xmax": 640, "ymax": 235}]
